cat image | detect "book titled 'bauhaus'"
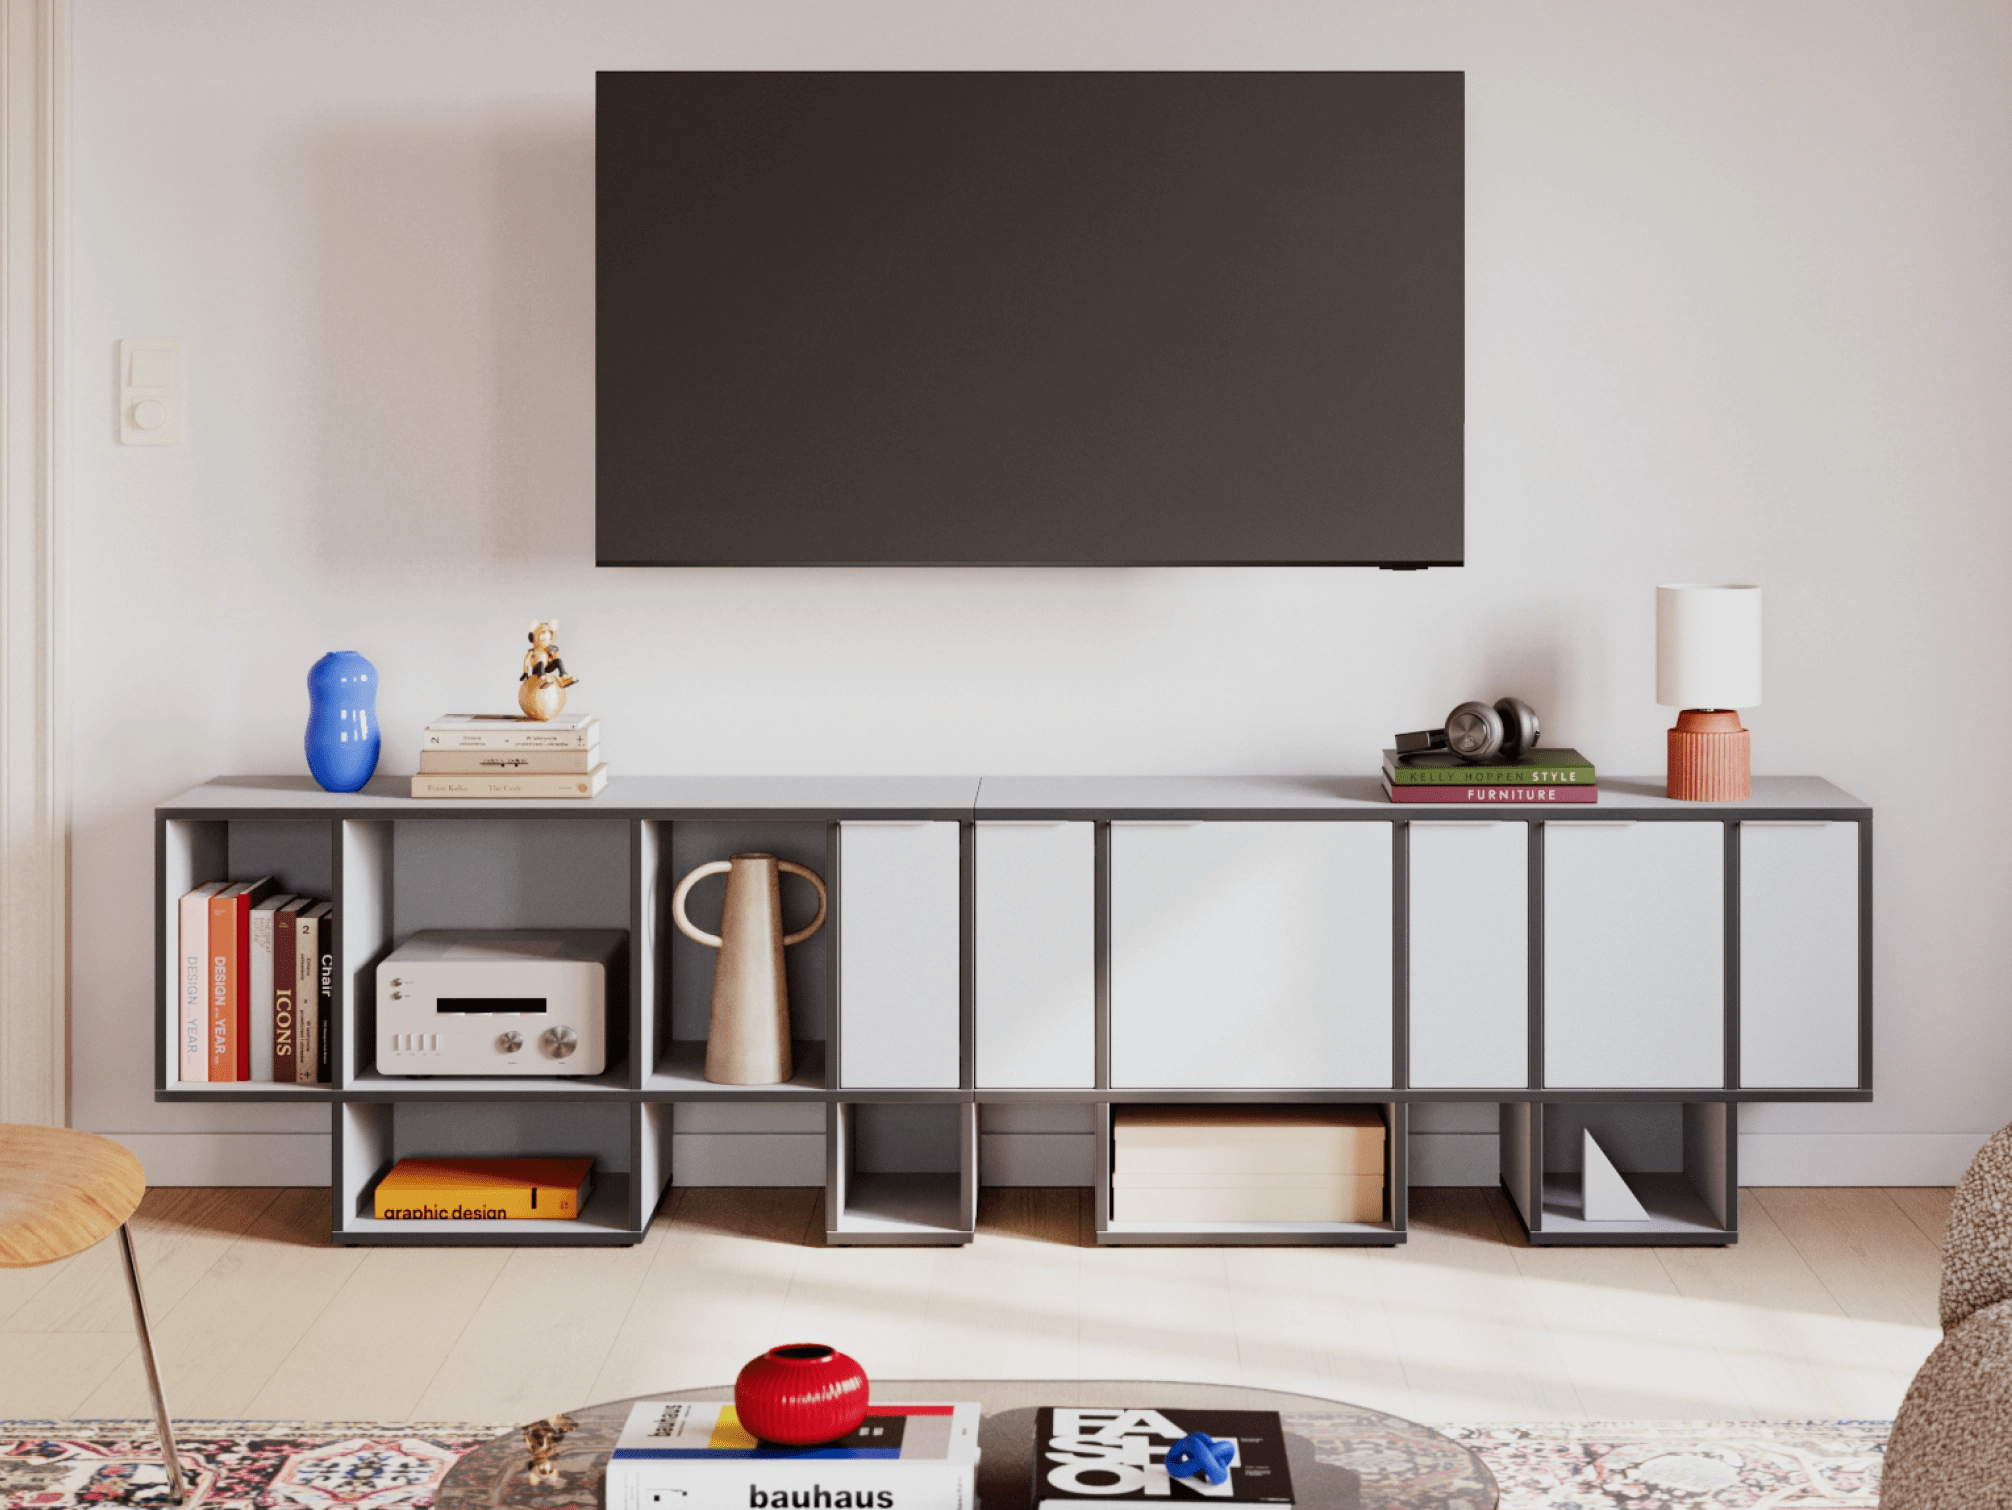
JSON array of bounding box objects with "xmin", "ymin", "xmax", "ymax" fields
[{"xmin": 606, "ymin": 1401, "xmax": 979, "ymax": 1510}]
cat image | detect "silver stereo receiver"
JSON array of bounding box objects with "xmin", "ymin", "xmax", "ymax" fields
[{"xmin": 376, "ymin": 929, "xmax": 625, "ymax": 1076}]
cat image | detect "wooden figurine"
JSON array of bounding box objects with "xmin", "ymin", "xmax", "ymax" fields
[{"xmin": 518, "ymin": 619, "xmax": 578, "ymax": 721}]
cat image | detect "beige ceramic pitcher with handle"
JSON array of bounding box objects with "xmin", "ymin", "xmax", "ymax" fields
[{"xmin": 671, "ymin": 853, "xmax": 827, "ymax": 1085}]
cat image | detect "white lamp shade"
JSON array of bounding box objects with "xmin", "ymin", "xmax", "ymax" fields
[{"xmin": 1657, "ymin": 583, "xmax": 1762, "ymax": 709}]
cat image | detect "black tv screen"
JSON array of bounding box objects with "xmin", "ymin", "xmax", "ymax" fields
[{"xmin": 596, "ymin": 72, "xmax": 1463, "ymax": 567}]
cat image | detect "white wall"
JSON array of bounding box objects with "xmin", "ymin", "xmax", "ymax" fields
[{"xmin": 69, "ymin": 0, "xmax": 2012, "ymax": 1184}]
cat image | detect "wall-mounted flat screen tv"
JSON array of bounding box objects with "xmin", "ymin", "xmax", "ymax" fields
[{"xmin": 597, "ymin": 71, "xmax": 1463, "ymax": 567}]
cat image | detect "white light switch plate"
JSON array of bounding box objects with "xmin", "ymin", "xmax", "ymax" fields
[{"xmin": 119, "ymin": 338, "xmax": 182, "ymax": 444}]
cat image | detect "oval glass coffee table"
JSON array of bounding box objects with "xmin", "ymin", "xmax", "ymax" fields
[{"xmin": 436, "ymin": 1380, "xmax": 1496, "ymax": 1510}]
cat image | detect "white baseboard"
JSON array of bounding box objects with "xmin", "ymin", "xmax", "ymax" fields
[
  {"xmin": 106, "ymin": 1132, "xmax": 332, "ymax": 1186},
  {"xmin": 671, "ymin": 1132, "xmax": 824, "ymax": 1186},
  {"xmin": 1737, "ymin": 1131, "xmax": 1987, "ymax": 1186},
  {"xmin": 1408, "ymin": 1132, "xmax": 1498, "ymax": 1187},
  {"xmin": 97, "ymin": 1127, "xmax": 1995, "ymax": 1191},
  {"xmin": 980, "ymin": 1132, "xmax": 1096, "ymax": 1185}
]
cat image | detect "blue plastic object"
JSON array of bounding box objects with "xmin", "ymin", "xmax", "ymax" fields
[
  {"xmin": 304, "ymin": 650, "xmax": 380, "ymax": 793},
  {"xmin": 1164, "ymin": 1433, "xmax": 1235, "ymax": 1486}
]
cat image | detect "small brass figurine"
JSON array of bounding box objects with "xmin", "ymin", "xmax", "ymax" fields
[
  {"xmin": 518, "ymin": 619, "xmax": 579, "ymax": 721},
  {"xmin": 523, "ymin": 1412, "xmax": 579, "ymax": 1486}
]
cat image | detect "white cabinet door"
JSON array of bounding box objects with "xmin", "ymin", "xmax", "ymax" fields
[
  {"xmin": 1740, "ymin": 821, "xmax": 1861, "ymax": 1088},
  {"xmin": 839, "ymin": 821, "xmax": 962, "ymax": 1088},
  {"xmin": 976, "ymin": 822, "xmax": 1095, "ymax": 1089},
  {"xmin": 1544, "ymin": 821, "xmax": 1724, "ymax": 1088},
  {"xmin": 1110, "ymin": 821, "xmax": 1392, "ymax": 1088},
  {"xmin": 1410, "ymin": 821, "xmax": 1528, "ymax": 1088}
]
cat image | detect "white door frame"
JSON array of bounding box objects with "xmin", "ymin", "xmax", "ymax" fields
[{"xmin": 0, "ymin": 0, "xmax": 70, "ymax": 1126}]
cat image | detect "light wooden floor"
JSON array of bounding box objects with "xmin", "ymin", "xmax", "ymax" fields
[{"xmin": 0, "ymin": 1185, "xmax": 1948, "ymax": 1426}]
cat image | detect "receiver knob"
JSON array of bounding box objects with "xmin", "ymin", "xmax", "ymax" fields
[
  {"xmin": 497, "ymin": 1031, "xmax": 524, "ymax": 1054},
  {"xmin": 541, "ymin": 1025, "xmax": 578, "ymax": 1059}
]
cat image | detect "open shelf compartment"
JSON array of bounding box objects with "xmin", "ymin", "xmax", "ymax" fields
[
  {"xmin": 1094, "ymin": 1101, "xmax": 1408, "ymax": 1246},
  {"xmin": 826, "ymin": 1100, "xmax": 975, "ymax": 1245},
  {"xmin": 156, "ymin": 815, "xmax": 342, "ymax": 1100},
  {"xmin": 333, "ymin": 1099, "xmax": 669, "ymax": 1246},
  {"xmin": 1501, "ymin": 1100, "xmax": 1737, "ymax": 1245},
  {"xmin": 643, "ymin": 819, "xmax": 835, "ymax": 1097},
  {"xmin": 338, "ymin": 816, "xmax": 636, "ymax": 1096}
]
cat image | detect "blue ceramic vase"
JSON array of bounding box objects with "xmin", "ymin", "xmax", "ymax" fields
[{"xmin": 305, "ymin": 651, "xmax": 380, "ymax": 793}]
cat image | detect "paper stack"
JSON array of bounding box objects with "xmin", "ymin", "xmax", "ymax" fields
[{"xmin": 1111, "ymin": 1105, "xmax": 1386, "ymax": 1222}]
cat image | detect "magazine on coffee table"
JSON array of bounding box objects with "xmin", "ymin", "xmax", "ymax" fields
[{"xmin": 1034, "ymin": 1408, "xmax": 1294, "ymax": 1509}]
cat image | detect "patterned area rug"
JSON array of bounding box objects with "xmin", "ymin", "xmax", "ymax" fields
[
  {"xmin": 0, "ymin": 1418, "xmax": 1888, "ymax": 1510},
  {"xmin": 1442, "ymin": 1421, "xmax": 1889, "ymax": 1508}
]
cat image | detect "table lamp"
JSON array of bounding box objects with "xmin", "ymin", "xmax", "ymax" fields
[{"xmin": 1657, "ymin": 583, "xmax": 1761, "ymax": 801}]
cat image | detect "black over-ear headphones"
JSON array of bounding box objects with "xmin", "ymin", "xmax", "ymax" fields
[{"xmin": 1396, "ymin": 697, "xmax": 1541, "ymax": 762}]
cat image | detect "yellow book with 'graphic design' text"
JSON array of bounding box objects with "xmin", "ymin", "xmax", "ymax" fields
[{"xmin": 372, "ymin": 1156, "xmax": 594, "ymax": 1220}]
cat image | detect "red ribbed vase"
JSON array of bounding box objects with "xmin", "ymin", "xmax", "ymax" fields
[
  {"xmin": 1666, "ymin": 709, "xmax": 1751, "ymax": 801},
  {"xmin": 734, "ymin": 1344, "xmax": 869, "ymax": 1445}
]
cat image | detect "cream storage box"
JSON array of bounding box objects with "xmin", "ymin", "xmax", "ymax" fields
[{"xmin": 375, "ymin": 930, "xmax": 625, "ymax": 1076}]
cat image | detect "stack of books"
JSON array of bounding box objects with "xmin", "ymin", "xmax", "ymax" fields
[
  {"xmin": 1381, "ymin": 746, "xmax": 1597, "ymax": 804},
  {"xmin": 176, "ymin": 880, "xmax": 332, "ymax": 1083},
  {"xmin": 413, "ymin": 713, "xmax": 606, "ymax": 799},
  {"xmin": 372, "ymin": 1156, "xmax": 595, "ymax": 1221},
  {"xmin": 1111, "ymin": 1106, "xmax": 1386, "ymax": 1223},
  {"xmin": 606, "ymin": 1400, "xmax": 980, "ymax": 1510}
]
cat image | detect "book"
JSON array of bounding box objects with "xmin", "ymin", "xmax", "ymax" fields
[
  {"xmin": 607, "ymin": 1401, "xmax": 980, "ymax": 1510},
  {"xmin": 177, "ymin": 881, "xmax": 227, "ymax": 1082},
  {"xmin": 1111, "ymin": 1179, "xmax": 1383, "ymax": 1223},
  {"xmin": 410, "ymin": 764, "xmax": 608, "ymax": 800},
  {"xmin": 207, "ymin": 877, "xmax": 274, "ymax": 1081},
  {"xmin": 297, "ymin": 901, "xmax": 334, "ymax": 1084},
  {"xmin": 292, "ymin": 901, "xmax": 332, "ymax": 1084},
  {"xmin": 1381, "ymin": 780, "xmax": 1598, "ymax": 804},
  {"xmin": 247, "ymin": 895, "xmax": 296, "ymax": 1083},
  {"xmin": 418, "ymin": 746, "xmax": 600, "ymax": 774},
  {"xmin": 1382, "ymin": 747, "xmax": 1595, "ymax": 785},
  {"xmin": 373, "ymin": 1156, "xmax": 595, "ymax": 1219},
  {"xmin": 1035, "ymin": 1407, "xmax": 1294, "ymax": 1510},
  {"xmin": 422, "ymin": 713, "xmax": 600, "ymax": 751},
  {"xmin": 1113, "ymin": 1105, "xmax": 1385, "ymax": 1176},
  {"xmin": 274, "ymin": 898, "xmax": 302, "ymax": 1084}
]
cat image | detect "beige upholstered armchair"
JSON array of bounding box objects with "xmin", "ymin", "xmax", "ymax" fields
[{"xmin": 1882, "ymin": 1123, "xmax": 2012, "ymax": 1507}]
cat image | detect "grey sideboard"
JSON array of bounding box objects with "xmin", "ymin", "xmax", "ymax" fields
[{"xmin": 155, "ymin": 773, "xmax": 1870, "ymax": 1249}]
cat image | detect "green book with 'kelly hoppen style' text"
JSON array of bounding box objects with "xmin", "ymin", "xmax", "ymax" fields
[{"xmin": 1382, "ymin": 747, "xmax": 1596, "ymax": 785}]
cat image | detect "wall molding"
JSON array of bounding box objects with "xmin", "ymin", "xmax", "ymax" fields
[{"xmin": 0, "ymin": 0, "xmax": 69, "ymax": 1127}]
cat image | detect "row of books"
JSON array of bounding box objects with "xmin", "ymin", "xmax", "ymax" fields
[
  {"xmin": 411, "ymin": 713, "xmax": 608, "ymax": 799},
  {"xmin": 177, "ymin": 880, "xmax": 331, "ymax": 1083},
  {"xmin": 1112, "ymin": 1105, "xmax": 1385, "ymax": 1223},
  {"xmin": 1381, "ymin": 745, "xmax": 1598, "ymax": 804},
  {"xmin": 606, "ymin": 1400, "xmax": 1300, "ymax": 1510}
]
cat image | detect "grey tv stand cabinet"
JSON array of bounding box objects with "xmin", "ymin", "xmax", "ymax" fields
[{"xmin": 154, "ymin": 774, "xmax": 1871, "ymax": 1249}]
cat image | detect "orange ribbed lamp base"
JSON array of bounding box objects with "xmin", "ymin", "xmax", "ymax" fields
[{"xmin": 1666, "ymin": 709, "xmax": 1750, "ymax": 801}]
